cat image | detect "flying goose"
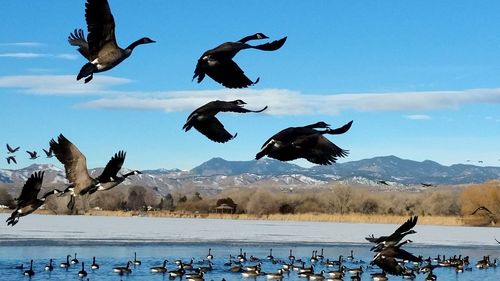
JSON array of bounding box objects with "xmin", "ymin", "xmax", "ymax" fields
[
  {"xmin": 6, "ymin": 171, "xmax": 61, "ymax": 226},
  {"xmin": 88, "ymin": 151, "xmax": 141, "ymax": 194},
  {"xmin": 26, "ymin": 150, "xmax": 39, "ymax": 160},
  {"xmin": 43, "ymin": 147, "xmax": 54, "ymax": 158},
  {"xmin": 6, "ymin": 156, "xmax": 16, "ymax": 165},
  {"xmin": 371, "ymin": 242, "xmax": 421, "ymax": 275},
  {"xmin": 23, "ymin": 260, "xmax": 34, "ymax": 276},
  {"xmin": 183, "ymin": 100, "xmax": 268, "ymax": 143},
  {"xmin": 6, "ymin": 143, "xmax": 20, "ymax": 154},
  {"xmin": 193, "ymin": 33, "xmax": 287, "ymax": 88},
  {"xmin": 256, "ymin": 121, "xmax": 353, "ymax": 165},
  {"xmin": 366, "ymin": 216, "xmax": 418, "ymax": 247},
  {"xmin": 69, "ymin": 0, "xmax": 155, "ymax": 83}
]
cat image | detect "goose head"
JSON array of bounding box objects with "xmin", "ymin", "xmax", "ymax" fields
[
  {"xmin": 308, "ymin": 121, "xmax": 330, "ymax": 129},
  {"xmin": 232, "ymin": 99, "xmax": 247, "ymax": 106},
  {"xmin": 254, "ymin": 33, "xmax": 269, "ymax": 39}
]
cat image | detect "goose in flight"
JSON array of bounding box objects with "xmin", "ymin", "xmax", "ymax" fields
[
  {"xmin": 366, "ymin": 216, "xmax": 418, "ymax": 247},
  {"xmin": 69, "ymin": 0, "xmax": 155, "ymax": 83},
  {"xmin": 6, "ymin": 143, "xmax": 20, "ymax": 154},
  {"xmin": 256, "ymin": 121, "xmax": 352, "ymax": 165},
  {"xmin": 6, "ymin": 156, "xmax": 17, "ymax": 165},
  {"xmin": 193, "ymin": 33, "xmax": 287, "ymax": 88},
  {"xmin": 43, "ymin": 147, "xmax": 54, "ymax": 158},
  {"xmin": 26, "ymin": 150, "xmax": 39, "ymax": 160},
  {"xmin": 183, "ymin": 100, "xmax": 268, "ymax": 143},
  {"xmin": 6, "ymin": 171, "xmax": 61, "ymax": 226}
]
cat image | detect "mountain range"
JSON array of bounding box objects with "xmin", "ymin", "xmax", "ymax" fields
[{"xmin": 1, "ymin": 156, "xmax": 499, "ymax": 195}]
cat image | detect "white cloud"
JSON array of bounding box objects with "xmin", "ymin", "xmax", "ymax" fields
[
  {"xmin": 2, "ymin": 74, "xmax": 500, "ymax": 115},
  {"xmin": 0, "ymin": 42, "xmax": 46, "ymax": 47},
  {"xmin": 405, "ymin": 114, "xmax": 432, "ymax": 120},
  {"xmin": 79, "ymin": 88, "xmax": 500, "ymax": 115},
  {"xmin": 0, "ymin": 52, "xmax": 78, "ymax": 60},
  {"xmin": 0, "ymin": 75, "xmax": 131, "ymax": 95}
]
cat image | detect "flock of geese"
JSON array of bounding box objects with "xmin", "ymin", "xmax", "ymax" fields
[
  {"xmin": 11, "ymin": 218, "xmax": 499, "ymax": 281},
  {"xmin": 3, "ymin": 1, "xmax": 497, "ymax": 280}
]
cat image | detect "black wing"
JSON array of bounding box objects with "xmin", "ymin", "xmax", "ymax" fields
[
  {"xmin": 6, "ymin": 143, "xmax": 19, "ymax": 153},
  {"xmin": 26, "ymin": 151, "xmax": 35, "ymax": 158},
  {"xmin": 17, "ymin": 171, "xmax": 44, "ymax": 205},
  {"xmin": 205, "ymin": 60, "xmax": 258, "ymax": 89},
  {"xmin": 98, "ymin": 151, "xmax": 126, "ymax": 182},
  {"xmin": 371, "ymin": 256, "xmax": 405, "ymax": 276},
  {"xmin": 295, "ymin": 135, "xmax": 349, "ymax": 165},
  {"xmin": 193, "ymin": 117, "xmax": 236, "ymax": 143},
  {"xmin": 217, "ymin": 102, "xmax": 268, "ymax": 114},
  {"xmin": 85, "ymin": 0, "xmax": 117, "ymax": 59},
  {"xmin": 392, "ymin": 216, "xmax": 418, "ymax": 235},
  {"xmin": 68, "ymin": 28, "xmax": 91, "ymax": 60}
]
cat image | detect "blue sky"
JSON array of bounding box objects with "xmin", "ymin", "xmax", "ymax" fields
[{"xmin": 1, "ymin": 0, "xmax": 499, "ymax": 170}]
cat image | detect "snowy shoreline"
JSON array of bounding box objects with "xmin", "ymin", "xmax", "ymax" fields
[{"xmin": 0, "ymin": 214, "xmax": 498, "ymax": 246}]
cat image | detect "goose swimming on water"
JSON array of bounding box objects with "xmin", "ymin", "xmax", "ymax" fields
[
  {"xmin": 256, "ymin": 121, "xmax": 353, "ymax": 165},
  {"xmin": 183, "ymin": 100, "xmax": 268, "ymax": 143},
  {"xmin": 69, "ymin": 0, "xmax": 155, "ymax": 83},
  {"xmin": 193, "ymin": 33, "xmax": 287, "ymax": 88},
  {"xmin": 6, "ymin": 171, "xmax": 61, "ymax": 226},
  {"xmin": 24, "ymin": 260, "xmax": 34, "ymax": 276}
]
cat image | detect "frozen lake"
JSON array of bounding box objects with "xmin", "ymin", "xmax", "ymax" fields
[{"xmin": 0, "ymin": 214, "xmax": 499, "ymax": 281}]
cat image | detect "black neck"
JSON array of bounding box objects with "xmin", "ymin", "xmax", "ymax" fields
[{"xmin": 126, "ymin": 39, "xmax": 146, "ymax": 51}]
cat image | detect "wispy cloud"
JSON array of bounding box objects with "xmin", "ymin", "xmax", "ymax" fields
[
  {"xmin": 0, "ymin": 52, "xmax": 78, "ymax": 60},
  {"xmin": 79, "ymin": 88, "xmax": 500, "ymax": 115},
  {"xmin": 0, "ymin": 75, "xmax": 131, "ymax": 95},
  {"xmin": 0, "ymin": 42, "xmax": 46, "ymax": 47},
  {"xmin": 405, "ymin": 114, "xmax": 432, "ymax": 120},
  {"xmin": 2, "ymin": 74, "xmax": 500, "ymax": 115}
]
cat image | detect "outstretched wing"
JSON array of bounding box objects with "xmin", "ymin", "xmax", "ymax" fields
[
  {"xmin": 392, "ymin": 216, "xmax": 418, "ymax": 235},
  {"xmin": 295, "ymin": 135, "xmax": 349, "ymax": 165},
  {"xmin": 17, "ymin": 171, "xmax": 44, "ymax": 205},
  {"xmin": 85, "ymin": 0, "xmax": 117, "ymax": 59},
  {"xmin": 98, "ymin": 151, "xmax": 126, "ymax": 182},
  {"xmin": 50, "ymin": 134, "xmax": 93, "ymax": 189},
  {"xmin": 206, "ymin": 60, "xmax": 258, "ymax": 89},
  {"xmin": 68, "ymin": 28, "xmax": 91, "ymax": 60},
  {"xmin": 193, "ymin": 117, "xmax": 236, "ymax": 143}
]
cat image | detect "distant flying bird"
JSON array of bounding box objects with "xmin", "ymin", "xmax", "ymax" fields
[
  {"xmin": 495, "ymin": 237, "xmax": 500, "ymax": 245},
  {"xmin": 26, "ymin": 150, "xmax": 39, "ymax": 160},
  {"xmin": 421, "ymin": 183, "xmax": 434, "ymax": 187},
  {"xmin": 256, "ymin": 121, "xmax": 352, "ymax": 165},
  {"xmin": 6, "ymin": 143, "xmax": 20, "ymax": 154},
  {"xmin": 377, "ymin": 180, "xmax": 389, "ymax": 185},
  {"xmin": 478, "ymin": 160, "xmax": 484, "ymax": 163},
  {"xmin": 43, "ymin": 147, "xmax": 54, "ymax": 158},
  {"xmin": 183, "ymin": 100, "xmax": 268, "ymax": 143},
  {"xmin": 6, "ymin": 171, "xmax": 61, "ymax": 226},
  {"xmin": 69, "ymin": 0, "xmax": 155, "ymax": 83},
  {"xmin": 471, "ymin": 206, "xmax": 493, "ymax": 215},
  {"xmin": 6, "ymin": 156, "xmax": 17, "ymax": 165},
  {"xmin": 193, "ymin": 33, "xmax": 287, "ymax": 88}
]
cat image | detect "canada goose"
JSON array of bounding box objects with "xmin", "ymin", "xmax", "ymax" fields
[
  {"xmin": 183, "ymin": 100, "xmax": 268, "ymax": 143},
  {"xmin": 185, "ymin": 271, "xmax": 204, "ymax": 279},
  {"xmin": 402, "ymin": 269, "xmax": 416, "ymax": 279},
  {"xmin": 6, "ymin": 156, "xmax": 16, "ymax": 164},
  {"xmin": 44, "ymin": 259, "xmax": 54, "ymax": 271},
  {"xmin": 317, "ymin": 248, "xmax": 325, "ymax": 260},
  {"xmin": 69, "ymin": 0, "xmax": 155, "ymax": 83},
  {"xmin": 132, "ymin": 252, "xmax": 141, "ymax": 265},
  {"xmin": 471, "ymin": 206, "xmax": 493, "ymax": 215},
  {"xmin": 350, "ymin": 272, "xmax": 361, "ymax": 281},
  {"xmin": 91, "ymin": 256, "xmax": 99, "ymax": 270},
  {"xmin": 377, "ymin": 180, "xmax": 389, "ymax": 185},
  {"xmin": 425, "ymin": 270, "xmax": 437, "ymax": 281},
  {"xmin": 24, "ymin": 260, "xmax": 34, "ymax": 276},
  {"xmin": 421, "ymin": 183, "xmax": 434, "ymax": 187},
  {"xmin": 347, "ymin": 250, "xmax": 354, "ymax": 260},
  {"xmin": 198, "ymin": 262, "xmax": 213, "ymax": 273},
  {"xmin": 288, "ymin": 249, "xmax": 295, "ymax": 261},
  {"xmin": 168, "ymin": 264, "xmax": 184, "ymax": 277},
  {"xmin": 71, "ymin": 253, "xmax": 79, "ymax": 264},
  {"xmin": 6, "ymin": 143, "xmax": 20, "ymax": 153},
  {"xmin": 310, "ymin": 250, "xmax": 319, "ymax": 263},
  {"xmin": 89, "ymin": 151, "xmax": 141, "ymax": 194},
  {"xmin": 78, "ymin": 262, "xmax": 88, "ymax": 277},
  {"xmin": 327, "ymin": 265, "xmax": 345, "ymax": 278},
  {"xmin": 267, "ymin": 248, "xmax": 274, "ymax": 260},
  {"xmin": 310, "ymin": 271, "xmax": 326, "ymax": 280},
  {"xmin": 256, "ymin": 121, "xmax": 353, "ymax": 165},
  {"xmin": 244, "ymin": 262, "xmax": 261, "ymax": 272},
  {"xmin": 6, "ymin": 171, "xmax": 61, "ymax": 226},
  {"xmin": 60, "ymin": 255, "xmax": 71, "ymax": 268},
  {"xmin": 347, "ymin": 266, "xmax": 363, "ymax": 275},
  {"xmin": 150, "ymin": 259, "xmax": 168, "ymax": 273},
  {"xmin": 266, "ymin": 269, "xmax": 283, "ymax": 279},
  {"xmin": 205, "ymin": 248, "xmax": 214, "ymax": 260},
  {"xmin": 371, "ymin": 245, "xmax": 421, "ymax": 275},
  {"xmin": 26, "ymin": 150, "xmax": 39, "ymax": 160},
  {"xmin": 366, "ymin": 216, "xmax": 418, "ymax": 247},
  {"xmin": 43, "ymin": 148, "xmax": 53, "ymax": 158},
  {"xmin": 241, "ymin": 269, "xmax": 260, "ymax": 278},
  {"xmin": 371, "ymin": 271, "xmax": 388, "ymax": 281},
  {"xmin": 193, "ymin": 33, "xmax": 286, "ymax": 88},
  {"xmin": 113, "ymin": 261, "xmax": 132, "ymax": 274}
]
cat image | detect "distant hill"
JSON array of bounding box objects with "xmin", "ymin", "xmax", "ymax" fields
[{"xmin": 1, "ymin": 156, "xmax": 499, "ymax": 194}]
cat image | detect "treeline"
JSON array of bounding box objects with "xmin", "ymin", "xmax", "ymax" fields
[{"xmin": 1, "ymin": 181, "xmax": 499, "ymax": 223}]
